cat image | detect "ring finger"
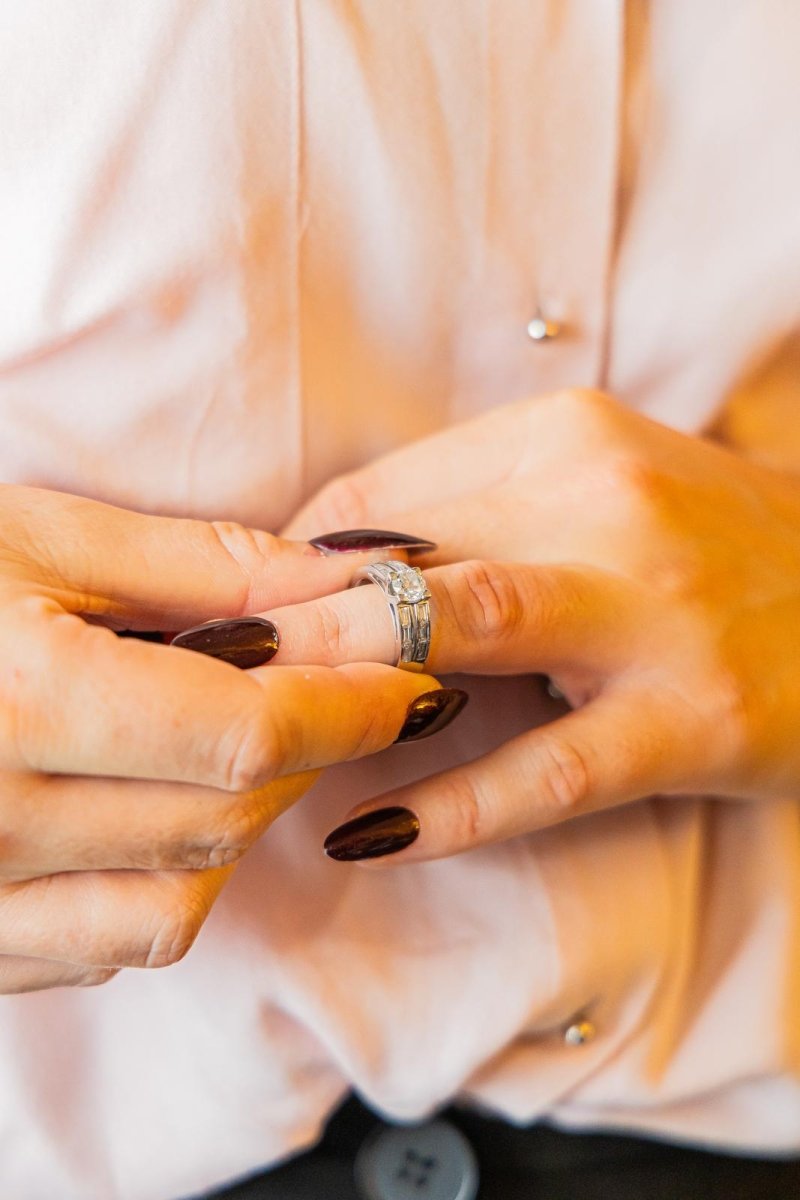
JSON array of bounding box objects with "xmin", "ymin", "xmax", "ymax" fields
[{"xmin": 250, "ymin": 560, "xmax": 650, "ymax": 680}]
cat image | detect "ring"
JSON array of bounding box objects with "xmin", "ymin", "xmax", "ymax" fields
[{"xmin": 349, "ymin": 559, "xmax": 432, "ymax": 672}]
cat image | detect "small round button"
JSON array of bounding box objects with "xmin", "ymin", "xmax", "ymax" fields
[
  {"xmin": 526, "ymin": 314, "xmax": 562, "ymax": 342},
  {"xmin": 354, "ymin": 1119, "xmax": 479, "ymax": 1200},
  {"xmin": 564, "ymin": 1018, "xmax": 596, "ymax": 1046}
]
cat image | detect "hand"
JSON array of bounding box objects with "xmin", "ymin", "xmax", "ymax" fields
[
  {"xmin": 0, "ymin": 485, "xmax": 444, "ymax": 990},
  {"xmin": 274, "ymin": 389, "xmax": 800, "ymax": 862}
]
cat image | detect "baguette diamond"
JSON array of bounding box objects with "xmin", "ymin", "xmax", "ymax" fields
[{"xmin": 350, "ymin": 560, "xmax": 432, "ymax": 671}]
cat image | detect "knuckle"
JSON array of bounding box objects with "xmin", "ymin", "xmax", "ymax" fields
[
  {"xmin": 700, "ymin": 663, "xmax": 752, "ymax": 762},
  {"xmin": 187, "ymin": 800, "xmax": 266, "ymax": 870},
  {"xmin": 0, "ymin": 608, "xmax": 88, "ymax": 769},
  {"xmin": 143, "ymin": 892, "xmax": 208, "ymax": 969},
  {"xmin": 78, "ymin": 967, "xmax": 119, "ymax": 989},
  {"xmin": 214, "ymin": 696, "xmax": 285, "ymax": 791},
  {"xmin": 206, "ymin": 520, "xmax": 281, "ymax": 610},
  {"xmin": 529, "ymin": 736, "xmax": 591, "ymax": 820},
  {"xmin": 580, "ymin": 457, "xmax": 663, "ymax": 536},
  {"xmin": 541, "ymin": 389, "xmax": 626, "ymax": 459},
  {"xmin": 649, "ymin": 549, "xmax": 702, "ymax": 598},
  {"xmin": 306, "ymin": 473, "xmax": 370, "ymax": 532},
  {"xmin": 344, "ymin": 696, "xmax": 390, "ymax": 761},
  {"xmin": 0, "ymin": 663, "xmax": 32, "ymax": 769},
  {"xmin": 549, "ymin": 387, "xmax": 613, "ymax": 426},
  {"xmin": 518, "ymin": 389, "xmax": 623, "ymax": 475},
  {"xmin": 604, "ymin": 457, "xmax": 661, "ymax": 506},
  {"xmin": 313, "ymin": 599, "xmax": 352, "ymax": 663},
  {"xmin": 433, "ymin": 770, "xmax": 486, "ymax": 846},
  {"xmin": 451, "ymin": 560, "xmax": 525, "ymax": 643}
]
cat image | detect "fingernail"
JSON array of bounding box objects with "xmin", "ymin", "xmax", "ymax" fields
[
  {"xmin": 324, "ymin": 806, "xmax": 420, "ymax": 861},
  {"xmin": 395, "ymin": 688, "xmax": 469, "ymax": 743},
  {"xmin": 309, "ymin": 529, "xmax": 437, "ymax": 555},
  {"xmin": 171, "ymin": 617, "xmax": 279, "ymax": 669}
]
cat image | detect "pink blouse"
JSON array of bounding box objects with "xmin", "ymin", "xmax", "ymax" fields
[{"xmin": 0, "ymin": 3, "xmax": 799, "ymax": 1197}]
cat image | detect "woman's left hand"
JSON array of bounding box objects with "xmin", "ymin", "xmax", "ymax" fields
[{"xmin": 275, "ymin": 389, "xmax": 800, "ymax": 862}]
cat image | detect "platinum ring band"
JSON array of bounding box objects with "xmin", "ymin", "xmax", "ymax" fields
[{"xmin": 349, "ymin": 560, "xmax": 432, "ymax": 672}]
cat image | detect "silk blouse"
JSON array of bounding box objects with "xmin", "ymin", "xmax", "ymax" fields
[{"xmin": 1, "ymin": 4, "xmax": 799, "ymax": 1198}]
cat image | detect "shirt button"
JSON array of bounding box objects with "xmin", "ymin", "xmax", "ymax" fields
[
  {"xmin": 526, "ymin": 313, "xmax": 562, "ymax": 342},
  {"xmin": 563, "ymin": 1018, "xmax": 597, "ymax": 1046},
  {"xmin": 354, "ymin": 1118, "xmax": 479, "ymax": 1200}
]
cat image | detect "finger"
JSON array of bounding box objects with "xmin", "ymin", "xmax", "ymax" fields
[
  {"xmin": 361, "ymin": 493, "xmax": 527, "ymax": 565},
  {"xmin": 0, "ymin": 866, "xmax": 234, "ymax": 967},
  {"xmin": 314, "ymin": 489, "xmax": 575, "ymax": 567},
  {"xmin": 6, "ymin": 485, "xmax": 424, "ymax": 629},
  {"xmin": 283, "ymin": 391, "xmax": 631, "ymax": 543},
  {"xmin": 0, "ymin": 771, "xmax": 320, "ymax": 881},
  {"xmin": 323, "ymin": 688, "xmax": 704, "ymax": 863},
  {"xmin": 259, "ymin": 562, "xmax": 647, "ymax": 678},
  {"xmin": 291, "ymin": 479, "xmax": 640, "ymax": 570},
  {"xmin": 0, "ymin": 954, "xmax": 119, "ymax": 994},
  {"xmin": 2, "ymin": 610, "xmax": 442, "ymax": 784},
  {"xmin": 282, "ymin": 399, "xmax": 545, "ymax": 540}
]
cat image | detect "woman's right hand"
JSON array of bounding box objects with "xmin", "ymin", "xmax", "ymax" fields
[{"xmin": 0, "ymin": 484, "xmax": 444, "ymax": 993}]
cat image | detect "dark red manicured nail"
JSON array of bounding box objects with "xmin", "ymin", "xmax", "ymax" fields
[
  {"xmin": 309, "ymin": 529, "xmax": 437, "ymax": 555},
  {"xmin": 171, "ymin": 617, "xmax": 279, "ymax": 669},
  {"xmin": 395, "ymin": 688, "xmax": 469, "ymax": 743},
  {"xmin": 324, "ymin": 806, "xmax": 420, "ymax": 861}
]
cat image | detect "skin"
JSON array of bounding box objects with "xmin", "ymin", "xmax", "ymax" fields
[
  {"xmin": 6, "ymin": 386, "xmax": 800, "ymax": 987},
  {"xmin": 275, "ymin": 389, "xmax": 800, "ymax": 863},
  {"xmin": 0, "ymin": 485, "xmax": 441, "ymax": 992}
]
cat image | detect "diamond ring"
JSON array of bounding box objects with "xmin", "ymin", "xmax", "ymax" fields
[{"xmin": 349, "ymin": 560, "xmax": 432, "ymax": 672}]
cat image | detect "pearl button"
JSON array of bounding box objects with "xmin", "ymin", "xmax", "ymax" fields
[
  {"xmin": 563, "ymin": 1019, "xmax": 596, "ymax": 1046},
  {"xmin": 526, "ymin": 314, "xmax": 561, "ymax": 342}
]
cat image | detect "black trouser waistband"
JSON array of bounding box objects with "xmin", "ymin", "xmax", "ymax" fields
[{"xmin": 200, "ymin": 1093, "xmax": 800, "ymax": 1200}]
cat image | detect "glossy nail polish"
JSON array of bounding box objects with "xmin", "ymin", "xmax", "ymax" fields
[
  {"xmin": 395, "ymin": 688, "xmax": 468, "ymax": 743},
  {"xmin": 171, "ymin": 616, "xmax": 279, "ymax": 669},
  {"xmin": 324, "ymin": 806, "xmax": 420, "ymax": 861},
  {"xmin": 309, "ymin": 528, "xmax": 437, "ymax": 555}
]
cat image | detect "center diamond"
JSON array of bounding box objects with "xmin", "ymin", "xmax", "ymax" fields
[{"xmin": 389, "ymin": 571, "xmax": 427, "ymax": 602}]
